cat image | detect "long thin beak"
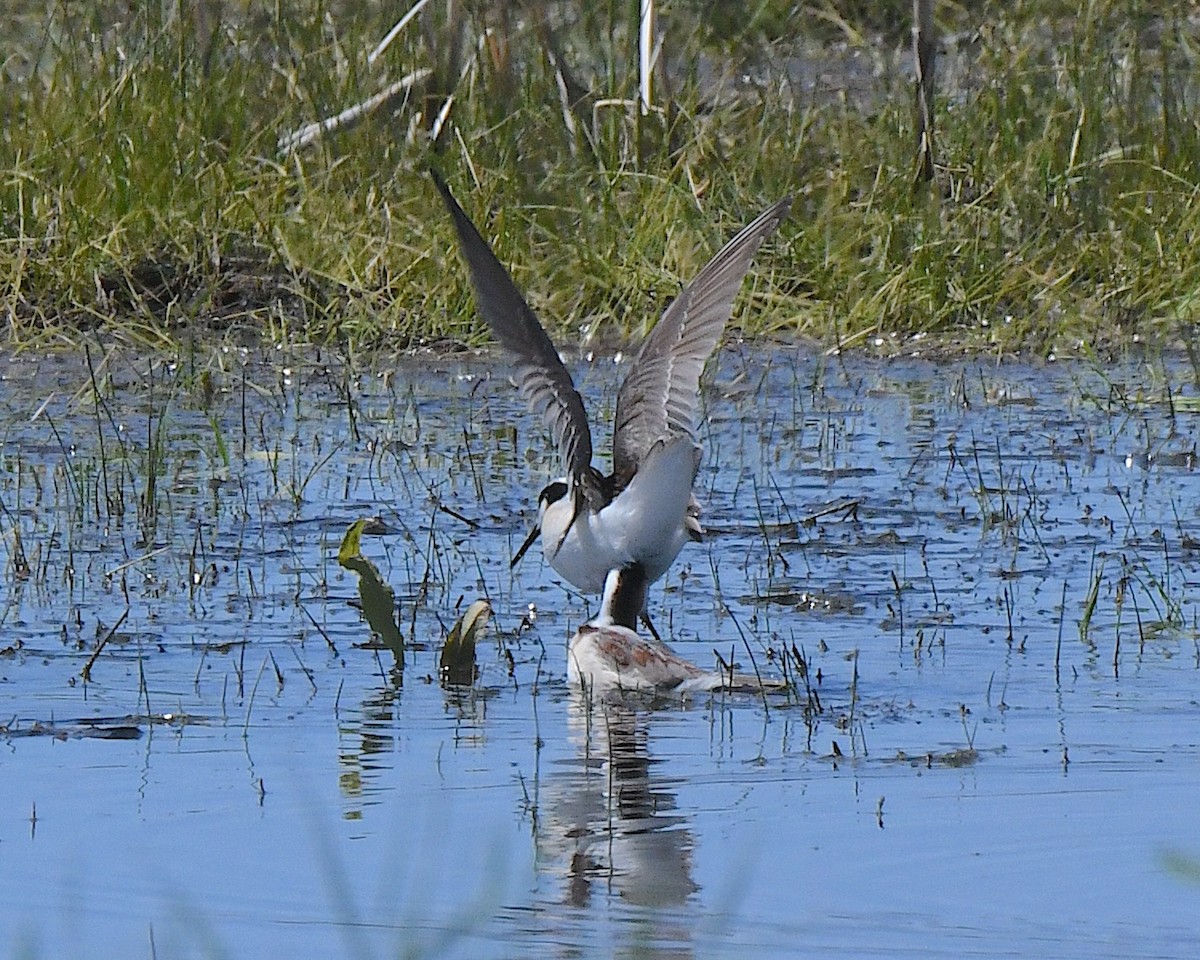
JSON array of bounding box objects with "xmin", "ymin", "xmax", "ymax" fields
[{"xmin": 511, "ymin": 523, "xmax": 541, "ymax": 568}]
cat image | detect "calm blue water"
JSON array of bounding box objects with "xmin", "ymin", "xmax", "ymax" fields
[{"xmin": 1, "ymin": 345, "xmax": 1198, "ymax": 958}]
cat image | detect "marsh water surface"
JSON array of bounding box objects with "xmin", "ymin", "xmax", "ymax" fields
[{"xmin": 1, "ymin": 344, "xmax": 1198, "ymax": 958}]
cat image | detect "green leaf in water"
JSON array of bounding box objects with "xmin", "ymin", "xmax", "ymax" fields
[
  {"xmin": 338, "ymin": 519, "xmax": 405, "ymax": 667},
  {"xmin": 440, "ymin": 599, "xmax": 491, "ymax": 687}
]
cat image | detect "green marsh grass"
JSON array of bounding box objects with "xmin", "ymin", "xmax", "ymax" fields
[{"xmin": 2, "ymin": 1, "xmax": 1200, "ymax": 355}]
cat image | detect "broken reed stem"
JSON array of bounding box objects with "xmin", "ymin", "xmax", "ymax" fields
[
  {"xmin": 137, "ymin": 637, "xmax": 151, "ymax": 716},
  {"xmin": 81, "ymin": 607, "xmax": 130, "ymax": 683},
  {"xmin": 300, "ymin": 599, "xmax": 340, "ymax": 655},
  {"xmin": 1055, "ymin": 579, "xmax": 1067, "ymax": 684},
  {"xmin": 848, "ymin": 649, "xmax": 859, "ymax": 754},
  {"xmin": 243, "ymin": 653, "xmax": 270, "ymax": 737},
  {"xmin": 1004, "ymin": 584, "xmax": 1015, "ymax": 647},
  {"xmin": 890, "ymin": 570, "xmax": 904, "ymax": 649}
]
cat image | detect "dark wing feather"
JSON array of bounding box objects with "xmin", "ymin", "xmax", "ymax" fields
[
  {"xmin": 432, "ymin": 171, "xmax": 595, "ymax": 487},
  {"xmin": 612, "ymin": 197, "xmax": 791, "ymax": 483}
]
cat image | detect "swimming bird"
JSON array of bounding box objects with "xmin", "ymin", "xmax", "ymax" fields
[
  {"xmin": 433, "ymin": 171, "xmax": 790, "ymax": 600},
  {"xmin": 568, "ymin": 565, "xmax": 780, "ymax": 697}
]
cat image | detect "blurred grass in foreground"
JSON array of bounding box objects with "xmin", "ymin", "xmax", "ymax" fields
[{"xmin": 2, "ymin": 0, "xmax": 1199, "ymax": 356}]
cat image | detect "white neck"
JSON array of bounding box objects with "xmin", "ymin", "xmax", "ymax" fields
[{"xmin": 598, "ymin": 566, "xmax": 646, "ymax": 630}]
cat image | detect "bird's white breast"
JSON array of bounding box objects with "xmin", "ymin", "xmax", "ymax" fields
[{"xmin": 542, "ymin": 437, "xmax": 700, "ymax": 593}]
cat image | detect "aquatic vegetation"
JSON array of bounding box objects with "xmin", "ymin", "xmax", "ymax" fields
[
  {"xmin": 338, "ymin": 516, "xmax": 405, "ymax": 666},
  {"xmin": 0, "ymin": 342, "xmax": 1198, "ymax": 955},
  {"xmin": 1, "ymin": 2, "xmax": 1199, "ymax": 352},
  {"xmin": 440, "ymin": 597, "xmax": 491, "ymax": 687}
]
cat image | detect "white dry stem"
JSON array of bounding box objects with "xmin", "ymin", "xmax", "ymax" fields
[
  {"xmin": 639, "ymin": 0, "xmax": 655, "ymax": 114},
  {"xmin": 277, "ymin": 67, "xmax": 433, "ymax": 155},
  {"xmin": 369, "ymin": 0, "xmax": 437, "ymax": 65}
]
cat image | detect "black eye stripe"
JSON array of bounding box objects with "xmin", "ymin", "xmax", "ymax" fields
[{"xmin": 539, "ymin": 480, "xmax": 568, "ymax": 505}]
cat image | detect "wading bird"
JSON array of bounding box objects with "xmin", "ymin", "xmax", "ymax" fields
[
  {"xmin": 568, "ymin": 565, "xmax": 779, "ymax": 697},
  {"xmin": 433, "ymin": 172, "xmax": 789, "ymax": 615}
]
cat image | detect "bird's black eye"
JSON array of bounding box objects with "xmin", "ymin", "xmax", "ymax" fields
[{"xmin": 539, "ymin": 480, "xmax": 568, "ymax": 506}]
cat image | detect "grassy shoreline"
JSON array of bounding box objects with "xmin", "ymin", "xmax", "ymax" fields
[{"xmin": 2, "ymin": 1, "xmax": 1199, "ymax": 357}]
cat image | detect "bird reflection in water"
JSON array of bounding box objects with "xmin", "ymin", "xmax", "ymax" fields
[{"xmin": 540, "ymin": 697, "xmax": 699, "ymax": 912}]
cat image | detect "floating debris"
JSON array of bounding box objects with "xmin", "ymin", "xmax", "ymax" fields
[{"xmin": 0, "ymin": 713, "xmax": 205, "ymax": 741}]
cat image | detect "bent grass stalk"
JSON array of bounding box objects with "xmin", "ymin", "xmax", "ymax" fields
[{"xmin": 1079, "ymin": 550, "xmax": 1105, "ymax": 646}]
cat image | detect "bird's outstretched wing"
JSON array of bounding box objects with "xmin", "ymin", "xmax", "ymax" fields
[
  {"xmin": 433, "ymin": 171, "xmax": 598, "ymax": 497},
  {"xmin": 612, "ymin": 197, "xmax": 791, "ymax": 487}
]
